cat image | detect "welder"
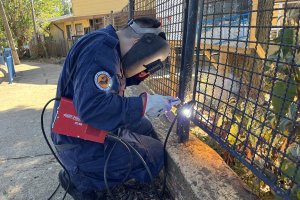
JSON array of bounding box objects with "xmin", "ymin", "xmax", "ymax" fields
[{"xmin": 50, "ymin": 17, "xmax": 180, "ymax": 200}]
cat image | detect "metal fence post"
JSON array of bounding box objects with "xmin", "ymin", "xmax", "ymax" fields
[
  {"xmin": 192, "ymin": 0, "xmax": 205, "ymax": 101},
  {"xmin": 177, "ymin": 0, "xmax": 199, "ymax": 142},
  {"xmin": 6, "ymin": 56, "xmax": 14, "ymax": 84},
  {"xmin": 129, "ymin": 0, "xmax": 134, "ymax": 20},
  {"xmin": 110, "ymin": 10, "xmax": 114, "ymax": 25}
]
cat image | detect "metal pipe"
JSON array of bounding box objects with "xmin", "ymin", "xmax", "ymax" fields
[
  {"xmin": 177, "ymin": 0, "xmax": 199, "ymax": 143},
  {"xmin": 180, "ymin": 0, "xmax": 190, "ymax": 77},
  {"xmin": 192, "ymin": 0, "xmax": 205, "ymax": 101},
  {"xmin": 129, "ymin": 0, "xmax": 134, "ymax": 20},
  {"xmin": 110, "ymin": 11, "xmax": 114, "ymax": 25}
]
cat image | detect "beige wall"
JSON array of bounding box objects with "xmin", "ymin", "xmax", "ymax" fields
[
  {"xmin": 72, "ymin": 0, "xmax": 128, "ymax": 17},
  {"xmin": 50, "ymin": 20, "xmax": 90, "ymax": 40},
  {"xmin": 49, "ymin": 23, "xmax": 65, "ymax": 41},
  {"xmin": 49, "ymin": 19, "xmax": 91, "ymax": 51},
  {"xmin": 63, "ymin": 19, "xmax": 90, "ymax": 37}
]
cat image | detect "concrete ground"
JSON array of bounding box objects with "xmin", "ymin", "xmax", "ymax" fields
[
  {"xmin": 0, "ymin": 61, "xmax": 256, "ymax": 200},
  {"xmin": 0, "ymin": 62, "xmax": 72, "ymax": 200},
  {"xmin": 0, "ymin": 61, "xmax": 170, "ymax": 200}
]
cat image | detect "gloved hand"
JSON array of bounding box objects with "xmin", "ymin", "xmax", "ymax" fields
[{"xmin": 141, "ymin": 93, "xmax": 181, "ymax": 117}]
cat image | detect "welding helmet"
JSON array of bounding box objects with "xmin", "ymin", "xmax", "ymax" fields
[{"xmin": 122, "ymin": 19, "xmax": 170, "ymax": 78}]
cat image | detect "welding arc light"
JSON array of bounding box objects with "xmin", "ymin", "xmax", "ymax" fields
[
  {"xmin": 179, "ymin": 101, "xmax": 195, "ymax": 118},
  {"xmin": 182, "ymin": 108, "xmax": 192, "ymax": 118}
]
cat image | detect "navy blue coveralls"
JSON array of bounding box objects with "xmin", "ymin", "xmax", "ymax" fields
[{"xmin": 51, "ymin": 25, "xmax": 164, "ymax": 193}]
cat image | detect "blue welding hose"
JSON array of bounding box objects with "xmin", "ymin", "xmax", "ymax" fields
[{"xmin": 41, "ymin": 97, "xmax": 70, "ymax": 200}]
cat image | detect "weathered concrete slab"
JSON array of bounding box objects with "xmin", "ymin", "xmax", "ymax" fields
[
  {"xmin": 0, "ymin": 156, "xmax": 71, "ymax": 200},
  {"xmin": 126, "ymin": 84, "xmax": 258, "ymax": 200},
  {"xmin": 0, "ymin": 62, "xmax": 60, "ymax": 159},
  {"xmin": 0, "ymin": 62, "xmax": 71, "ymax": 199},
  {"xmin": 0, "ymin": 61, "xmax": 257, "ymax": 200}
]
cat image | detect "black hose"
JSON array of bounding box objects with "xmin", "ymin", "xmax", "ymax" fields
[
  {"xmin": 162, "ymin": 115, "xmax": 178, "ymax": 197},
  {"xmin": 104, "ymin": 142, "xmax": 118, "ymax": 200},
  {"xmin": 104, "ymin": 130, "xmax": 133, "ymax": 199},
  {"xmin": 48, "ymin": 183, "xmax": 61, "ymax": 199},
  {"xmin": 41, "ymin": 98, "xmax": 70, "ymax": 200},
  {"xmin": 107, "ymin": 135, "xmax": 161, "ymax": 198},
  {"xmin": 42, "ymin": 98, "xmax": 184, "ymax": 200},
  {"xmin": 162, "ymin": 101, "xmax": 195, "ymax": 198},
  {"xmin": 42, "ymin": 99, "xmax": 134, "ymax": 200},
  {"xmin": 107, "ymin": 135, "xmax": 154, "ymax": 181},
  {"xmin": 117, "ymin": 132, "xmax": 134, "ymax": 184}
]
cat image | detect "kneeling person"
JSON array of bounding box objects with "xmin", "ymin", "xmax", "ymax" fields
[{"xmin": 51, "ymin": 17, "xmax": 179, "ymax": 200}]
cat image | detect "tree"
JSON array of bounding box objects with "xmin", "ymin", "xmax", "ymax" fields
[
  {"xmin": 0, "ymin": 0, "xmax": 63, "ymax": 57},
  {"xmin": 0, "ymin": 0, "xmax": 20, "ymax": 64},
  {"xmin": 61, "ymin": 0, "xmax": 71, "ymax": 15}
]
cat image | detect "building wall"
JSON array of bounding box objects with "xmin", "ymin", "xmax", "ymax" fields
[
  {"xmin": 52, "ymin": 20, "xmax": 91, "ymax": 38},
  {"xmin": 72, "ymin": 0, "xmax": 128, "ymax": 16},
  {"xmin": 49, "ymin": 19, "xmax": 90, "ymax": 52},
  {"xmin": 47, "ymin": 23, "xmax": 69, "ymax": 57},
  {"xmin": 63, "ymin": 20, "xmax": 90, "ymax": 37},
  {"xmin": 49, "ymin": 23, "xmax": 65, "ymax": 41}
]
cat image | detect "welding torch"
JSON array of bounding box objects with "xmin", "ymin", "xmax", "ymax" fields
[{"xmin": 162, "ymin": 100, "xmax": 195, "ymax": 197}]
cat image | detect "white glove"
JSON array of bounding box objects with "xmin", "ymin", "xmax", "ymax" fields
[{"xmin": 142, "ymin": 93, "xmax": 181, "ymax": 117}]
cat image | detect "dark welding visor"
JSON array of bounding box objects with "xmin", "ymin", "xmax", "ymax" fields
[
  {"xmin": 122, "ymin": 20, "xmax": 170, "ymax": 78},
  {"xmin": 144, "ymin": 59, "xmax": 164, "ymax": 74}
]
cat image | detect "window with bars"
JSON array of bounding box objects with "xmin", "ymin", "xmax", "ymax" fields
[
  {"xmin": 75, "ymin": 23, "xmax": 83, "ymax": 35},
  {"xmin": 66, "ymin": 25, "xmax": 72, "ymax": 40}
]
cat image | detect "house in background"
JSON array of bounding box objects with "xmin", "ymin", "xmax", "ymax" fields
[
  {"xmin": 46, "ymin": 0, "xmax": 128, "ymax": 56},
  {"xmin": 271, "ymin": 0, "xmax": 299, "ymax": 38}
]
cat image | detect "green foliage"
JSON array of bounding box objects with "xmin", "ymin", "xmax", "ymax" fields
[
  {"xmin": 272, "ymin": 80, "xmax": 297, "ymax": 115},
  {"xmin": 281, "ymin": 159, "xmax": 300, "ymax": 183},
  {"xmin": 34, "ymin": 0, "xmax": 64, "ymax": 30},
  {"xmin": 262, "ymin": 18, "xmax": 299, "ymax": 197},
  {"xmin": 0, "ymin": 0, "xmax": 63, "ymax": 54},
  {"xmin": 279, "ymin": 103, "xmax": 300, "ymax": 136},
  {"xmin": 61, "ymin": 0, "xmax": 71, "ymax": 15},
  {"xmin": 273, "ymin": 28, "xmax": 296, "ymax": 58},
  {"xmin": 0, "ymin": 29, "xmax": 7, "ymax": 47},
  {"xmin": 213, "ymin": 10, "xmax": 300, "ymax": 198},
  {"xmin": 279, "ymin": 143, "xmax": 300, "ymax": 199},
  {"xmin": 217, "ymin": 97, "xmax": 270, "ymax": 148}
]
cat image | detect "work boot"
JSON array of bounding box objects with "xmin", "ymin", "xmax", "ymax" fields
[{"xmin": 58, "ymin": 170, "xmax": 106, "ymax": 200}]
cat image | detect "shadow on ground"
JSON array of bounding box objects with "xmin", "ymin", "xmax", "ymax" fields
[
  {"xmin": 0, "ymin": 61, "xmax": 173, "ymax": 200},
  {"xmin": 0, "ymin": 61, "xmax": 66, "ymax": 199}
]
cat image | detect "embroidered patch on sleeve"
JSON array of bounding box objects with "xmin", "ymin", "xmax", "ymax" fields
[{"xmin": 94, "ymin": 71, "xmax": 112, "ymax": 91}]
